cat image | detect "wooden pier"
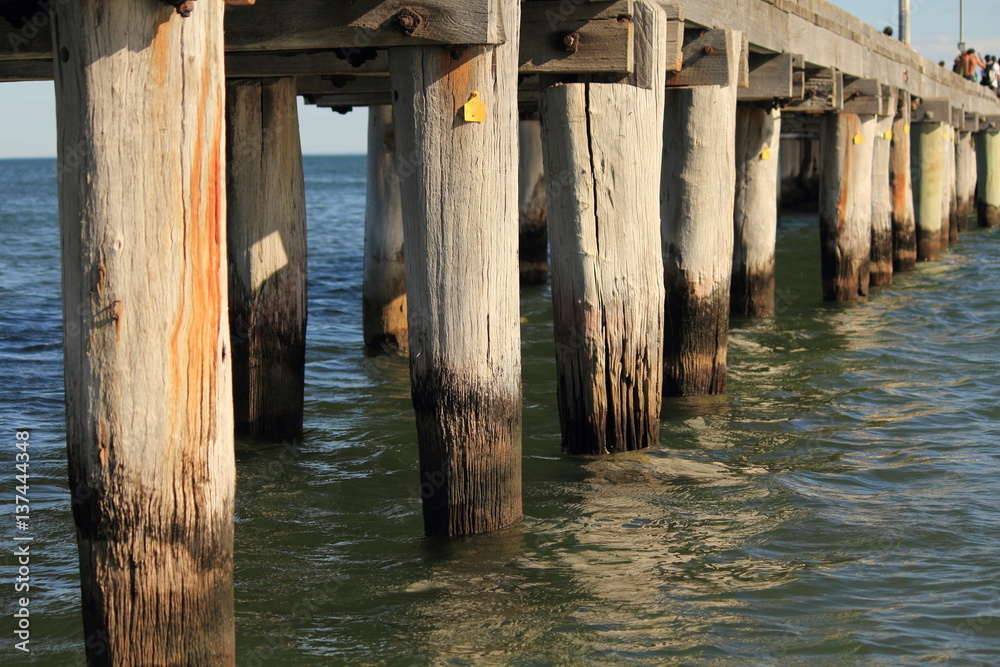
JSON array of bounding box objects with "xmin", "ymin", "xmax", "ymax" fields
[{"xmin": 2, "ymin": 0, "xmax": 999, "ymax": 662}]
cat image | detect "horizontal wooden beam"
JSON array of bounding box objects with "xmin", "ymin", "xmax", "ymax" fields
[
  {"xmin": 783, "ymin": 67, "xmax": 842, "ymax": 112},
  {"xmin": 665, "ymin": 28, "xmax": 745, "ymax": 87},
  {"xmin": 842, "ymin": 77, "xmax": 881, "ymax": 115},
  {"xmin": 519, "ymin": 1, "xmax": 632, "ymax": 75},
  {"xmin": 737, "ymin": 51, "xmax": 793, "ymax": 101},
  {"xmin": 952, "ymin": 106, "xmax": 966, "ymax": 131},
  {"xmin": 980, "ymin": 116, "xmax": 1000, "ymax": 132},
  {"xmin": 965, "ymin": 112, "xmax": 980, "ymax": 132},
  {"xmin": 912, "ymin": 98, "xmax": 951, "ymax": 124}
]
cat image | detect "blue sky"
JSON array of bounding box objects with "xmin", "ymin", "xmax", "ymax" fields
[{"xmin": 1, "ymin": 1, "xmax": 997, "ymax": 158}]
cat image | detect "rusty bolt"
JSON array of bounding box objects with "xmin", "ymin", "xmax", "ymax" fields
[
  {"xmin": 704, "ymin": 45, "xmax": 725, "ymax": 56},
  {"xmin": 395, "ymin": 8, "xmax": 423, "ymax": 37},
  {"xmin": 325, "ymin": 75, "xmax": 355, "ymax": 89},
  {"xmin": 925, "ymin": 111, "xmax": 935, "ymax": 120},
  {"xmin": 562, "ymin": 32, "xmax": 580, "ymax": 54}
]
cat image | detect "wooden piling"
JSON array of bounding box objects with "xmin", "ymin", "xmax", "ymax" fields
[
  {"xmin": 732, "ymin": 105, "xmax": 781, "ymax": 316},
  {"xmin": 870, "ymin": 112, "xmax": 894, "ymax": 285},
  {"xmin": 53, "ymin": 0, "xmax": 234, "ymax": 663},
  {"xmin": 518, "ymin": 118, "xmax": 549, "ymax": 285},
  {"xmin": 818, "ymin": 112, "xmax": 875, "ymax": 302},
  {"xmin": 388, "ymin": 1, "xmax": 522, "ymax": 536},
  {"xmin": 539, "ymin": 0, "xmax": 666, "ymax": 454},
  {"xmin": 889, "ymin": 93, "xmax": 917, "ymax": 271},
  {"xmin": 363, "ymin": 105, "xmax": 408, "ymax": 354},
  {"xmin": 955, "ymin": 131, "xmax": 975, "ymax": 231},
  {"xmin": 661, "ymin": 29, "xmax": 742, "ymax": 395},
  {"xmin": 942, "ymin": 125, "xmax": 956, "ymax": 248},
  {"xmin": 227, "ymin": 77, "xmax": 308, "ymax": 439},
  {"xmin": 911, "ymin": 121, "xmax": 945, "ymax": 259},
  {"xmin": 976, "ymin": 129, "xmax": 1000, "ymax": 227},
  {"xmin": 779, "ymin": 136, "xmax": 820, "ymax": 209}
]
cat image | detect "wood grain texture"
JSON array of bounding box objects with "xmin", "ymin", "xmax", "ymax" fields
[
  {"xmin": 53, "ymin": 1, "xmax": 235, "ymax": 663},
  {"xmin": 519, "ymin": 0, "xmax": 632, "ymax": 75},
  {"xmin": 976, "ymin": 130, "xmax": 1000, "ymax": 228},
  {"xmin": 737, "ymin": 52, "xmax": 794, "ymax": 101},
  {"xmin": 363, "ymin": 105, "xmax": 408, "ymax": 353},
  {"xmin": 890, "ymin": 93, "xmax": 917, "ymax": 271},
  {"xmin": 869, "ymin": 111, "xmax": 894, "ymax": 285},
  {"xmin": 941, "ymin": 125, "xmax": 956, "ymax": 248},
  {"xmin": 518, "ymin": 119, "xmax": 548, "ymax": 285},
  {"xmin": 732, "ymin": 106, "xmax": 780, "ymax": 316},
  {"xmin": 227, "ymin": 77, "xmax": 308, "ymax": 439},
  {"xmin": 539, "ymin": 0, "xmax": 667, "ymax": 454},
  {"xmin": 818, "ymin": 113, "xmax": 875, "ymax": 301},
  {"xmin": 954, "ymin": 131, "xmax": 976, "ymax": 230},
  {"xmin": 388, "ymin": 0, "xmax": 522, "ymax": 536},
  {"xmin": 661, "ymin": 29, "xmax": 741, "ymax": 395},
  {"xmin": 911, "ymin": 121, "xmax": 944, "ymax": 259}
]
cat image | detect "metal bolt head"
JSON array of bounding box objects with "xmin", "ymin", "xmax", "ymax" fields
[{"xmin": 395, "ymin": 8, "xmax": 423, "ymax": 37}]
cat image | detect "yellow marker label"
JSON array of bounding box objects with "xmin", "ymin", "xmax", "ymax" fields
[
  {"xmin": 761, "ymin": 146, "xmax": 771, "ymax": 161},
  {"xmin": 943, "ymin": 130, "xmax": 949, "ymax": 141},
  {"xmin": 463, "ymin": 91, "xmax": 487, "ymax": 123},
  {"xmin": 853, "ymin": 132, "xmax": 864, "ymax": 145},
  {"xmin": 884, "ymin": 130, "xmax": 893, "ymax": 141},
  {"xmin": 904, "ymin": 124, "xmax": 911, "ymax": 134}
]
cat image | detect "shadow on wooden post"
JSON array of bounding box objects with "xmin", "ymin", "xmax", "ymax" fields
[
  {"xmin": 518, "ymin": 118, "xmax": 549, "ymax": 286},
  {"xmin": 388, "ymin": 1, "xmax": 522, "ymax": 537},
  {"xmin": 539, "ymin": 0, "xmax": 667, "ymax": 454},
  {"xmin": 53, "ymin": 0, "xmax": 235, "ymax": 663},
  {"xmin": 227, "ymin": 77, "xmax": 308, "ymax": 440}
]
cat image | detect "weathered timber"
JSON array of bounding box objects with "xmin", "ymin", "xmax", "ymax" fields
[
  {"xmin": 363, "ymin": 105, "xmax": 408, "ymax": 354},
  {"xmin": 519, "ymin": 1, "xmax": 632, "ymax": 75},
  {"xmin": 665, "ymin": 29, "xmax": 746, "ymax": 88},
  {"xmin": 976, "ymin": 129, "xmax": 1000, "ymax": 227},
  {"xmin": 539, "ymin": 0, "xmax": 666, "ymax": 454},
  {"xmin": 737, "ymin": 52, "xmax": 794, "ymax": 101},
  {"xmin": 661, "ymin": 28, "xmax": 742, "ymax": 395},
  {"xmin": 954, "ymin": 131, "xmax": 976, "ymax": 230},
  {"xmin": 783, "ymin": 68, "xmax": 842, "ymax": 112},
  {"xmin": 227, "ymin": 78, "xmax": 308, "ymax": 439},
  {"xmin": 890, "ymin": 92, "xmax": 917, "ymax": 271},
  {"xmin": 53, "ymin": 0, "xmax": 235, "ymax": 663},
  {"xmin": 870, "ymin": 111, "xmax": 894, "ymax": 285},
  {"xmin": 843, "ymin": 77, "xmax": 882, "ymax": 116},
  {"xmin": 942, "ymin": 125, "xmax": 957, "ymax": 247},
  {"xmin": 226, "ymin": 51, "xmax": 388, "ymax": 78},
  {"xmin": 732, "ymin": 105, "xmax": 781, "ymax": 316},
  {"xmin": 387, "ymin": 0, "xmax": 522, "ymax": 536},
  {"xmin": 911, "ymin": 121, "xmax": 945, "ymax": 260},
  {"xmin": 912, "ymin": 98, "xmax": 951, "ymax": 124},
  {"xmin": 818, "ymin": 112, "xmax": 875, "ymax": 301},
  {"xmin": 518, "ymin": 119, "xmax": 548, "ymax": 286}
]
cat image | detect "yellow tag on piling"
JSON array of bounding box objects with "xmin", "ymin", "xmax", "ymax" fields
[
  {"xmin": 853, "ymin": 132, "xmax": 864, "ymax": 145},
  {"xmin": 904, "ymin": 124, "xmax": 911, "ymax": 134},
  {"xmin": 761, "ymin": 146, "xmax": 771, "ymax": 161},
  {"xmin": 463, "ymin": 91, "xmax": 487, "ymax": 123},
  {"xmin": 884, "ymin": 130, "xmax": 893, "ymax": 141}
]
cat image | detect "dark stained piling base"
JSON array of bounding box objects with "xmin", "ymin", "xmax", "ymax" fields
[
  {"xmin": 869, "ymin": 225, "xmax": 894, "ymax": 286},
  {"xmin": 663, "ymin": 285, "xmax": 728, "ymax": 396},
  {"xmin": 890, "ymin": 105, "xmax": 917, "ymax": 272},
  {"xmin": 731, "ymin": 269, "xmax": 775, "ymax": 318},
  {"xmin": 981, "ymin": 205, "xmax": 1000, "ymax": 228}
]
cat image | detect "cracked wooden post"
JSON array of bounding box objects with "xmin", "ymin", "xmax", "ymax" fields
[
  {"xmin": 518, "ymin": 118, "xmax": 549, "ymax": 285},
  {"xmin": 53, "ymin": 0, "xmax": 234, "ymax": 664},
  {"xmin": 955, "ymin": 131, "xmax": 975, "ymax": 231},
  {"xmin": 870, "ymin": 111, "xmax": 894, "ymax": 286},
  {"xmin": 818, "ymin": 112, "xmax": 875, "ymax": 301},
  {"xmin": 539, "ymin": 0, "xmax": 666, "ymax": 454},
  {"xmin": 732, "ymin": 105, "xmax": 781, "ymax": 316},
  {"xmin": 388, "ymin": 1, "xmax": 522, "ymax": 536},
  {"xmin": 363, "ymin": 104, "xmax": 407, "ymax": 354},
  {"xmin": 976, "ymin": 127, "xmax": 1000, "ymax": 227},
  {"xmin": 942, "ymin": 125, "xmax": 956, "ymax": 248},
  {"xmin": 227, "ymin": 77, "xmax": 308, "ymax": 439},
  {"xmin": 911, "ymin": 121, "xmax": 945, "ymax": 259},
  {"xmin": 890, "ymin": 93, "xmax": 917, "ymax": 271},
  {"xmin": 661, "ymin": 28, "xmax": 742, "ymax": 395}
]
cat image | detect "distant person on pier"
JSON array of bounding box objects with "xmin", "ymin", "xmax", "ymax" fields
[
  {"xmin": 955, "ymin": 48, "xmax": 986, "ymax": 81},
  {"xmin": 988, "ymin": 56, "xmax": 1000, "ymax": 96}
]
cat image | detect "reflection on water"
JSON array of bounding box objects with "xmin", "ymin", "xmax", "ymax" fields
[{"xmin": 2, "ymin": 158, "xmax": 1000, "ymax": 664}]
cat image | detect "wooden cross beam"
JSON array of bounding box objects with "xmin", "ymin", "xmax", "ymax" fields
[
  {"xmin": 912, "ymin": 98, "xmax": 952, "ymax": 124},
  {"xmin": 737, "ymin": 52, "xmax": 795, "ymax": 101},
  {"xmin": 965, "ymin": 112, "xmax": 980, "ymax": 132},
  {"xmin": 842, "ymin": 76, "xmax": 882, "ymax": 115},
  {"xmin": 782, "ymin": 67, "xmax": 843, "ymax": 112},
  {"xmin": 665, "ymin": 28, "xmax": 747, "ymax": 87}
]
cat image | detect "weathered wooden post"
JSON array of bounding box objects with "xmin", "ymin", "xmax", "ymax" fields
[
  {"xmin": 227, "ymin": 77, "xmax": 308, "ymax": 439},
  {"xmin": 870, "ymin": 110, "xmax": 894, "ymax": 285},
  {"xmin": 388, "ymin": 2, "xmax": 522, "ymax": 536},
  {"xmin": 942, "ymin": 125, "xmax": 956, "ymax": 248},
  {"xmin": 955, "ymin": 130, "xmax": 975, "ymax": 230},
  {"xmin": 53, "ymin": 0, "xmax": 234, "ymax": 663},
  {"xmin": 890, "ymin": 93, "xmax": 917, "ymax": 271},
  {"xmin": 363, "ymin": 105, "xmax": 408, "ymax": 354},
  {"xmin": 911, "ymin": 121, "xmax": 945, "ymax": 260},
  {"xmin": 732, "ymin": 106, "xmax": 781, "ymax": 316},
  {"xmin": 818, "ymin": 112, "xmax": 875, "ymax": 301},
  {"xmin": 662, "ymin": 28, "xmax": 742, "ymax": 394},
  {"xmin": 539, "ymin": 0, "xmax": 666, "ymax": 454},
  {"xmin": 976, "ymin": 126, "xmax": 1000, "ymax": 227},
  {"xmin": 518, "ymin": 118, "xmax": 549, "ymax": 285}
]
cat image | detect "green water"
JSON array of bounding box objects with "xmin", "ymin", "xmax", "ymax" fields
[{"xmin": 2, "ymin": 157, "xmax": 1000, "ymax": 664}]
